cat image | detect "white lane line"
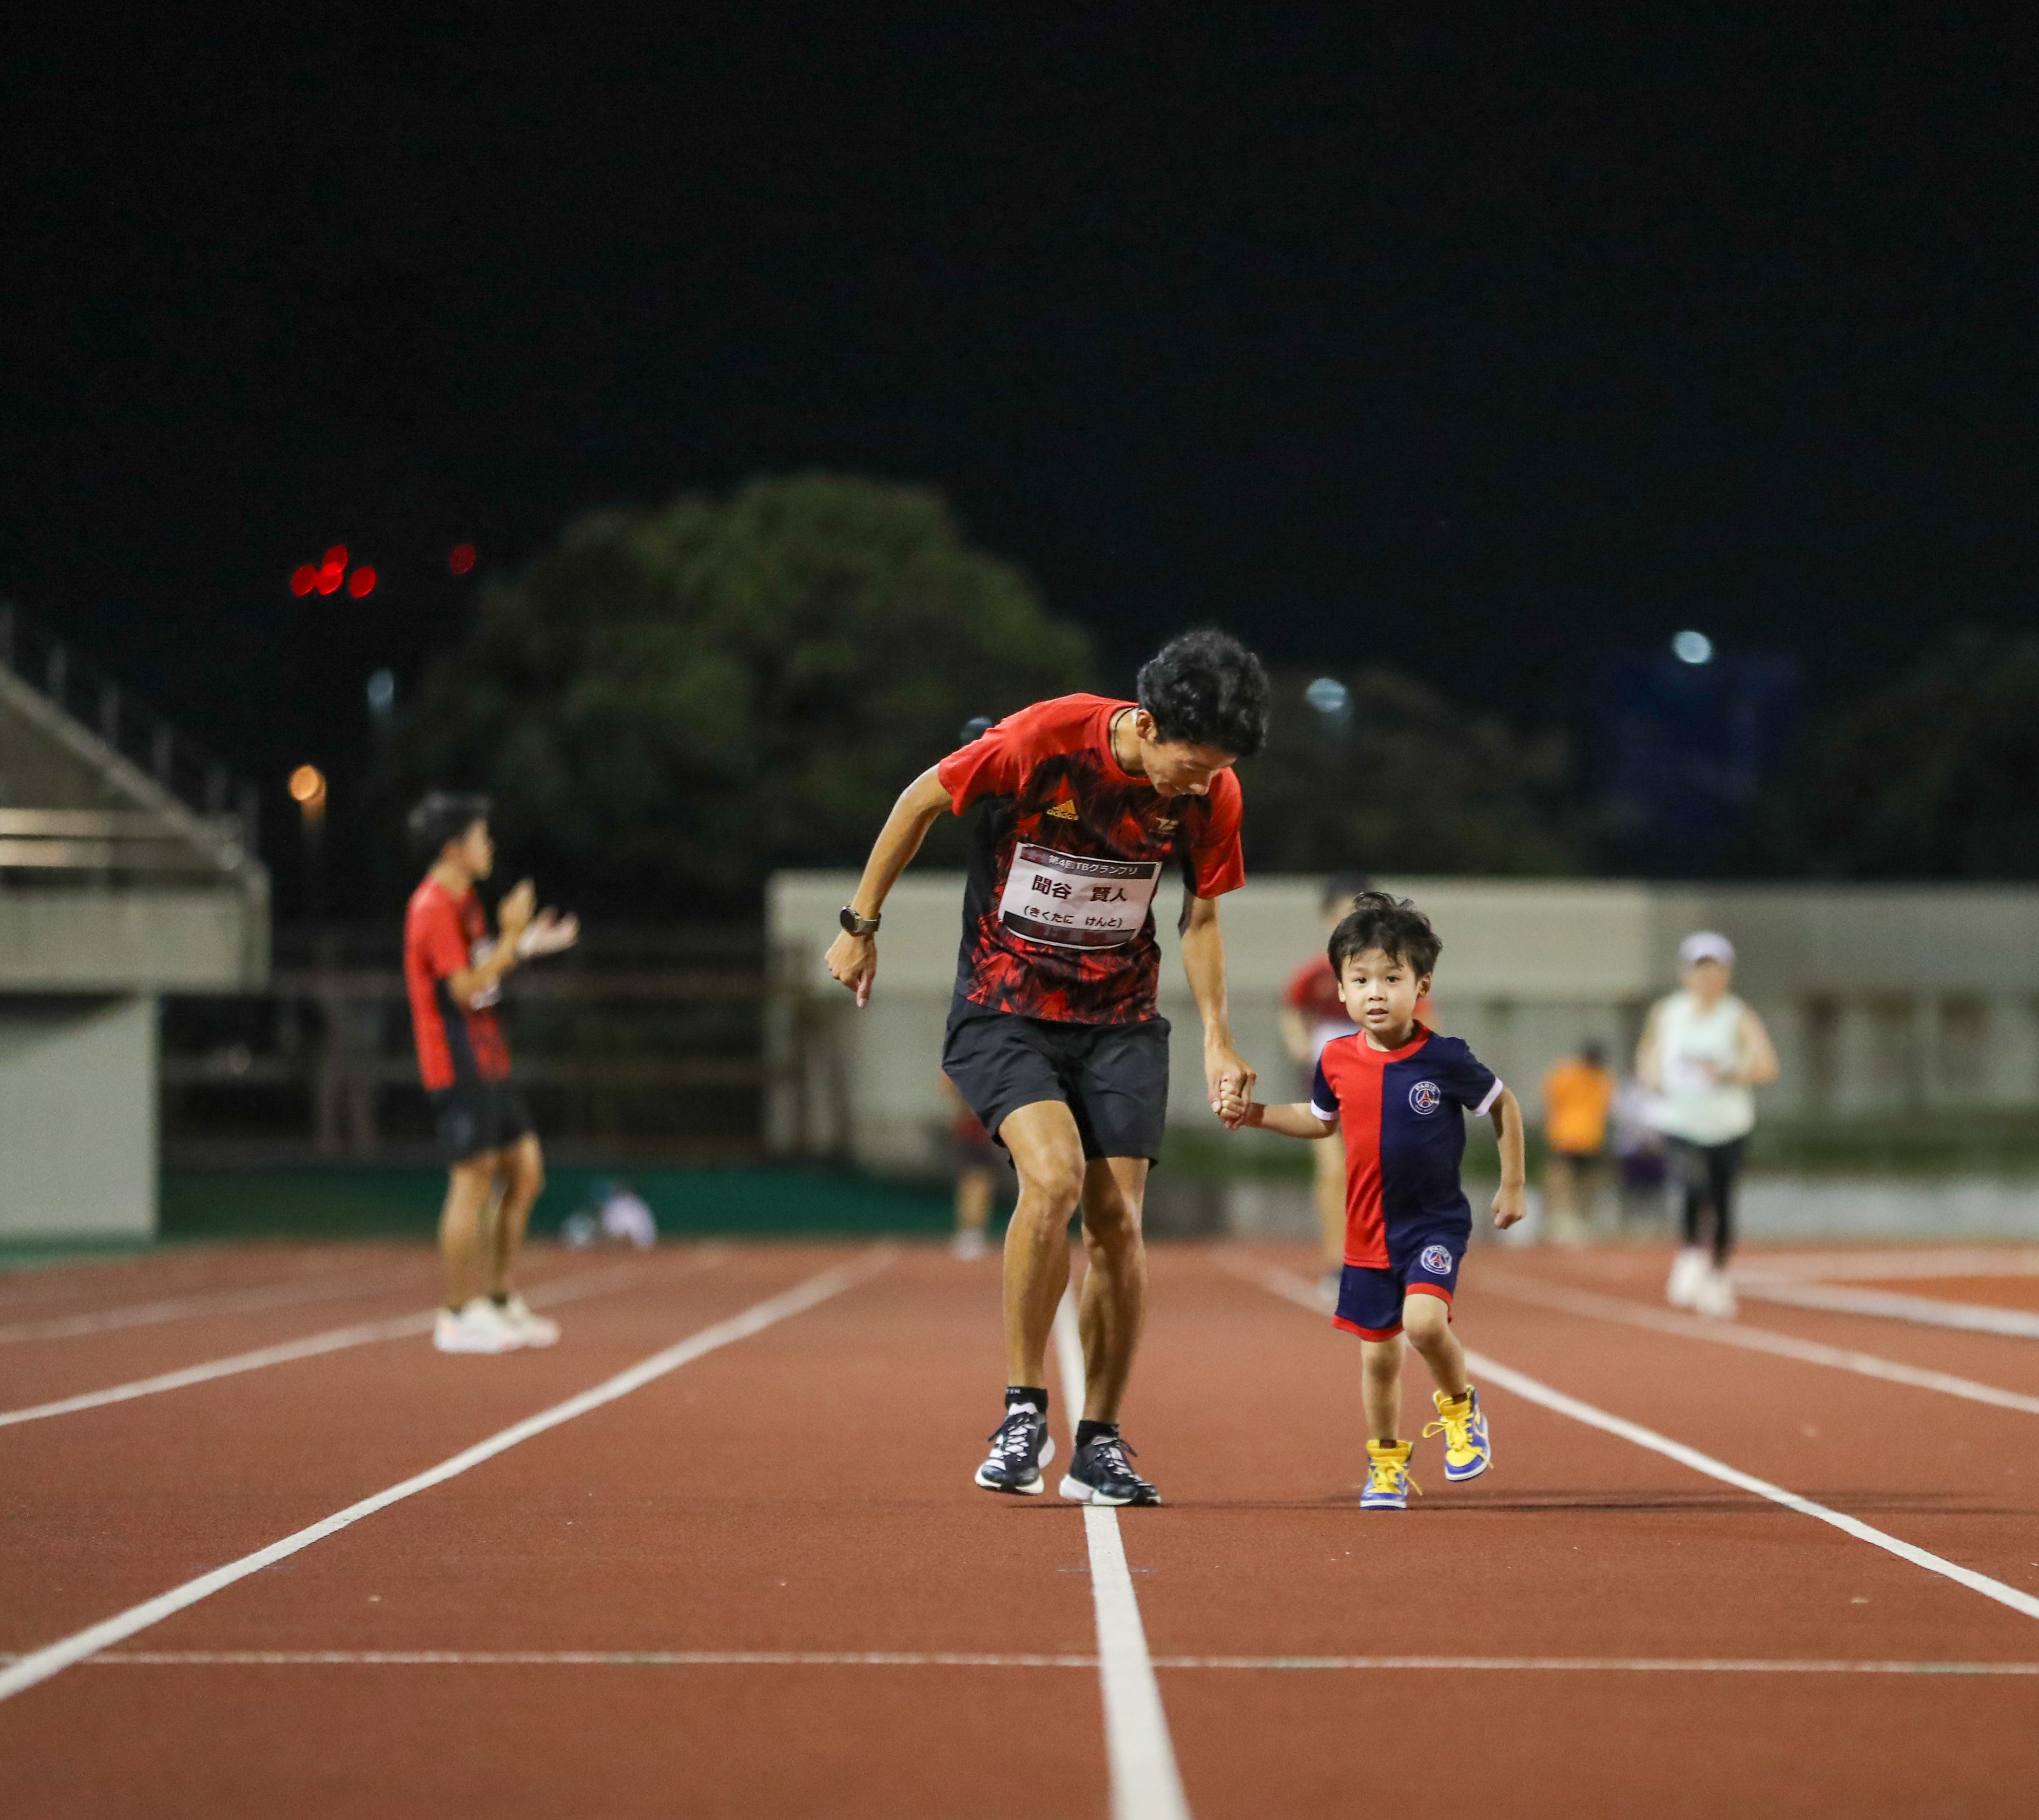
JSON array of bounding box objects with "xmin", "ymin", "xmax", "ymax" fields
[
  {"xmin": 1481, "ymin": 1274, "xmax": 2039, "ymax": 1416},
  {"xmin": 1734, "ymin": 1279, "xmax": 2039, "ymax": 1339},
  {"xmin": 21, "ymin": 1649, "xmax": 2036, "ymax": 1676},
  {"xmin": 1740, "ymin": 1248, "xmax": 2039, "ymax": 1284},
  {"xmin": 0, "ymin": 1248, "xmax": 895, "ymax": 1707},
  {"xmin": 0, "ymin": 1265, "xmax": 424, "ymax": 1345},
  {"xmin": 1052, "ymin": 1291, "xmax": 1191, "ymax": 1820},
  {"xmin": 1243, "ymin": 1263, "xmax": 2039, "ymax": 1626},
  {"xmin": 0, "ymin": 1251, "xmax": 728, "ymax": 1431}
]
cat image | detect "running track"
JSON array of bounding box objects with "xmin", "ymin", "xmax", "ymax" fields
[{"xmin": 3, "ymin": 1238, "xmax": 2038, "ymax": 1816}]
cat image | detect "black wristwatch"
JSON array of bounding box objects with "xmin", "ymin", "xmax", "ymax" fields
[{"xmin": 839, "ymin": 905, "xmax": 882, "ymax": 936}]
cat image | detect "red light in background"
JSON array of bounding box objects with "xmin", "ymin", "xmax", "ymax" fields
[
  {"xmin": 323, "ymin": 546, "xmax": 348, "ymax": 569},
  {"xmin": 316, "ymin": 565, "xmax": 343, "ymax": 595},
  {"xmin": 347, "ymin": 567, "xmax": 377, "ymax": 598},
  {"xmin": 449, "ymin": 543, "xmax": 477, "ymax": 575},
  {"xmin": 289, "ymin": 565, "xmax": 317, "ymax": 596}
]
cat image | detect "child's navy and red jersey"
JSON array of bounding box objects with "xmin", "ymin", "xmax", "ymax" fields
[
  {"xmin": 1310, "ymin": 1024, "xmax": 1502, "ymax": 1268},
  {"xmin": 936, "ymin": 694, "xmax": 1245, "ymax": 1025},
  {"xmin": 403, "ymin": 878, "xmax": 512, "ymax": 1091}
]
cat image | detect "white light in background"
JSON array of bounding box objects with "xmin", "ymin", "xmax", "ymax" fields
[
  {"xmin": 1305, "ymin": 676, "xmax": 1349, "ymax": 715},
  {"xmin": 1672, "ymin": 630, "xmax": 1715, "ymax": 666}
]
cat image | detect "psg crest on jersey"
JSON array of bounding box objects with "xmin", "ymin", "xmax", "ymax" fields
[
  {"xmin": 1419, "ymin": 1244, "xmax": 1454, "ymax": 1275},
  {"xmin": 1407, "ymin": 1079, "xmax": 1443, "ymax": 1115}
]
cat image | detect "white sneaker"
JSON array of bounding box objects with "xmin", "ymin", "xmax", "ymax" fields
[
  {"xmin": 1666, "ymin": 1247, "xmax": 1708, "ymax": 1309},
  {"xmin": 434, "ymin": 1298, "xmax": 525, "ymax": 1354},
  {"xmin": 950, "ymin": 1229, "xmax": 988, "ymax": 1261},
  {"xmin": 497, "ymin": 1292, "xmax": 560, "ymax": 1347},
  {"xmin": 1693, "ymin": 1266, "xmax": 1738, "ymax": 1320}
]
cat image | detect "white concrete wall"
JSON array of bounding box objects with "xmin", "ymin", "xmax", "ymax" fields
[
  {"xmin": 0, "ymin": 888, "xmax": 266, "ymax": 990},
  {"xmin": 769, "ymin": 873, "xmax": 2039, "ymax": 1176},
  {"xmin": 0, "ymin": 995, "xmax": 156, "ymax": 1237}
]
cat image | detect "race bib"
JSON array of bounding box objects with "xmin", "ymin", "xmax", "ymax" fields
[{"xmin": 997, "ymin": 844, "xmax": 1163, "ymax": 950}]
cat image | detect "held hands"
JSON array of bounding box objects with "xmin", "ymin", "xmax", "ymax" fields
[
  {"xmin": 1492, "ymin": 1181, "xmax": 1528, "ymax": 1231},
  {"xmin": 825, "ymin": 931, "xmax": 878, "ymax": 1009},
  {"xmin": 1206, "ymin": 1040, "xmax": 1257, "ymax": 1126},
  {"xmin": 1215, "ymin": 1082, "xmax": 1259, "ymax": 1130}
]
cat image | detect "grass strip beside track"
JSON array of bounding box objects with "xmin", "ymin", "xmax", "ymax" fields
[
  {"xmin": 0, "ymin": 1251, "xmax": 725, "ymax": 1430},
  {"xmin": 0, "ymin": 1247, "xmax": 895, "ymax": 1707},
  {"xmin": 1052, "ymin": 1292, "xmax": 1192, "ymax": 1820},
  {"xmin": 1240, "ymin": 1261, "xmax": 2039, "ymax": 1625}
]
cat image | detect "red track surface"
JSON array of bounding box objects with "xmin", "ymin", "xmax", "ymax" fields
[{"xmin": 3, "ymin": 1237, "xmax": 2038, "ymax": 1817}]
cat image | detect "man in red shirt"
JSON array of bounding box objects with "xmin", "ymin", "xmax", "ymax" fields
[
  {"xmin": 404, "ymin": 793, "xmax": 578, "ymax": 1354},
  {"xmin": 825, "ymin": 631, "xmax": 1269, "ymax": 1504}
]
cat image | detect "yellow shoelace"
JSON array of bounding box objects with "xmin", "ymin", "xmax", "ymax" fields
[
  {"xmin": 1367, "ymin": 1451, "xmax": 1421, "ymax": 1498},
  {"xmin": 1423, "ymin": 1401, "xmax": 1476, "ymax": 1459}
]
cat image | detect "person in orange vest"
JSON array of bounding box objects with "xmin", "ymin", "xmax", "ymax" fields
[{"xmin": 1539, "ymin": 1041, "xmax": 1617, "ymax": 1245}]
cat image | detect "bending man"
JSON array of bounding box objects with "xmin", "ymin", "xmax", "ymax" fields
[{"xmin": 825, "ymin": 631, "xmax": 1268, "ymax": 1504}]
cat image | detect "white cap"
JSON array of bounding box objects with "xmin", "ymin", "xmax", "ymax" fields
[{"xmin": 1679, "ymin": 930, "xmax": 1736, "ymax": 969}]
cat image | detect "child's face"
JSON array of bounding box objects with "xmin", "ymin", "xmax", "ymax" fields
[{"xmin": 1337, "ymin": 947, "xmax": 1429, "ymax": 1039}]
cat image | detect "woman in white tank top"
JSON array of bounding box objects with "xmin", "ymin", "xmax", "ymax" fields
[{"xmin": 1636, "ymin": 932, "xmax": 1779, "ymax": 1318}]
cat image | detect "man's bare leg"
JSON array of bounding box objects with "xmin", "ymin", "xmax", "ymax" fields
[
  {"xmin": 1076, "ymin": 1155, "xmax": 1149, "ymax": 1422},
  {"xmin": 487, "ymin": 1133, "xmax": 546, "ymax": 1297},
  {"xmin": 439, "ymin": 1155, "xmax": 500, "ymax": 1309},
  {"xmin": 997, "ymin": 1100, "xmax": 1084, "ymax": 1388}
]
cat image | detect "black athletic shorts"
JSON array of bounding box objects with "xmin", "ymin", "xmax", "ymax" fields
[
  {"xmin": 942, "ymin": 1008, "xmax": 1171, "ymax": 1161},
  {"xmin": 429, "ymin": 1079, "xmax": 535, "ymax": 1165}
]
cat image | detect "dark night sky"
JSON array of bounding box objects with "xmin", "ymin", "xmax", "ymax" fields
[{"xmin": 5, "ymin": 12, "xmax": 2036, "ymax": 854}]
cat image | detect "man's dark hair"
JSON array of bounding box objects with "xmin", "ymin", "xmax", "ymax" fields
[
  {"xmin": 406, "ymin": 791, "xmax": 492, "ymax": 862},
  {"xmin": 1322, "ymin": 870, "xmax": 1372, "ymax": 915},
  {"xmin": 1581, "ymin": 1040, "xmax": 1607, "ymax": 1069},
  {"xmin": 1136, "ymin": 629, "xmax": 1270, "ymax": 758},
  {"xmin": 1328, "ymin": 890, "xmax": 1442, "ymax": 980}
]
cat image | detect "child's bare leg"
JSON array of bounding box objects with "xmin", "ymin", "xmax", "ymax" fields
[
  {"xmin": 1360, "ymin": 1336, "xmax": 1405, "ymax": 1440},
  {"xmin": 1402, "ymin": 1294, "xmax": 1470, "ymax": 1399}
]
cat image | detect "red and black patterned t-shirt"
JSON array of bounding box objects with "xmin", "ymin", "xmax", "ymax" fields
[{"xmin": 936, "ymin": 694, "xmax": 1246, "ymax": 1025}]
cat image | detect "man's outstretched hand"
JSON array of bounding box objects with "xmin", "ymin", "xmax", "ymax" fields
[
  {"xmin": 825, "ymin": 931, "xmax": 878, "ymax": 1009},
  {"xmin": 1205, "ymin": 1039, "xmax": 1257, "ymax": 1122}
]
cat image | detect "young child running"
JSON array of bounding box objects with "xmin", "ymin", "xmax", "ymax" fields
[{"xmin": 1222, "ymin": 892, "xmax": 1526, "ymax": 1509}]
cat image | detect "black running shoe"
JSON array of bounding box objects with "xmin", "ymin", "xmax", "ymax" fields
[
  {"xmin": 1059, "ymin": 1435, "xmax": 1160, "ymax": 1506},
  {"xmin": 975, "ymin": 1405, "xmax": 1055, "ymax": 1495}
]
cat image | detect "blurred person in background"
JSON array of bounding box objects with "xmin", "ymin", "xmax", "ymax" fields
[
  {"xmin": 1610, "ymin": 1071, "xmax": 1669, "ymax": 1227},
  {"xmin": 1280, "ymin": 874, "xmax": 1370, "ymax": 1304},
  {"xmin": 1539, "ymin": 1040, "xmax": 1617, "ymax": 1245},
  {"xmin": 940, "ymin": 1075, "xmax": 1002, "ymax": 1260},
  {"xmin": 1638, "ymin": 932, "xmax": 1779, "ymax": 1319},
  {"xmin": 404, "ymin": 792, "xmax": 579, "ymax": 1353}
]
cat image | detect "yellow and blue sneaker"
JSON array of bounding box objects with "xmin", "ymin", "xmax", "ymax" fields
[
  {"xmin": 1424, "ymin": 1386, "xmax": 1492, "ymax": 1482},
  {"xmin": 1361, "ymin": 1439, "xmax": 1419, "ymax": 1510}
]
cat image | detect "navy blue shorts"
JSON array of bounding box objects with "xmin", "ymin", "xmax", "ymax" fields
[{"xmin": 1332, "ymin": 1221, "xmax": 1470, "ymax": 1341}]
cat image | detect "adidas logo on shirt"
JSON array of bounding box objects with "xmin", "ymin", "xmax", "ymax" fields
[{"xmin": 1044, "ymin": 799, "xmax": 1079, "ymax": 821}]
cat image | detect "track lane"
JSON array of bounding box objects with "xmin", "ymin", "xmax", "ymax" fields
[
  {"xmin": 1121, "ymin": 1247, "xmax": 2039, "ymax": 1819},
  {"xmin": 0, "ymin": 1248, "xmax": 1113, "ymax": 1820}
]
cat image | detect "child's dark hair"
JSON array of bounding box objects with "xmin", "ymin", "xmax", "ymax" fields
[
  {"xmin": 1136, "ymin": 629, "xmax": 1270, "ymax": 758},
  {"xmin": 1328, "ymin": 891, "xmax": 1442, "ymax": 980},
  {"xmin": 406, "ymin": 790, "xmax": 492, "ymax": 862}
]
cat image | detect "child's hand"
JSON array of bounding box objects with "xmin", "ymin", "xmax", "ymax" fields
[
  {"xmin": 1492, "ymin": 1182, "xmax": 1528, "ymax": 1230},
  {"xmin": 1216, "ymin": 1085, "xmax": 1254, "ymax": 1130}
]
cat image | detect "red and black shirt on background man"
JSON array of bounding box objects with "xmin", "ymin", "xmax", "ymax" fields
[{"xmin": 403, "ymin": 877, "xmax": 512, "ymax": 1091}]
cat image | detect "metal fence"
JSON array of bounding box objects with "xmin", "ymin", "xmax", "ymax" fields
[{"xmin": 160, "ymin": 924, "xmax": 830, "ymax": 1167}]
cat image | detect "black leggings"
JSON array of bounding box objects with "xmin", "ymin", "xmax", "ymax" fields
[{"xmin": 1666, "ymin": 1136, "xmax": 1746, "ymax": 1266}]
